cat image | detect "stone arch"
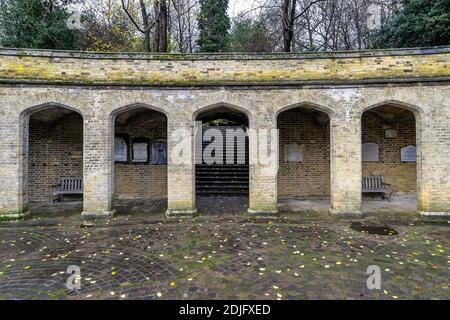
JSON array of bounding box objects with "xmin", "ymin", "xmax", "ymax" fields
[
  {"xmin": 110, "ymin": 103, "xmax": 169, "ymax": 121},
  {"xmin": 358, "ymin": 98, "xmax": 424, "ymax": 119},
  {"xmin": 359, "ymin": 97, "xmax": 423, "ymax": 161},
  {"xmin": 193, "ymin": 101, "xmax": 251, "ymax": 208},
  {"xmin": 13, "ymin": 91, "xmax": 87, "ymax": 117},
  {"xmin": 19, "ymin": 102, "xmax": 84, "ymax": 122},
  {"xmin": 193, "ymin": 102, "xmax": 253, "ymax": 124},
  {"xmin": 19, "ymin": 102, "xmax": 85, "ymax": 210},
  {"xmin": 190, "ymin": 89, "xmax": 258, "ymax": 121},
  {"xmin": 359, "ymin": 99, "xmax": 423, "ymax": 157},
  {"xmin": 360, "ymin": 98, "xmax": 421, "ymax": 208},
  {"xmin": 276, "ymin": 101, "xmax": 333, "ymax": 205},
  {"xmin": 110, "ymin": 103, "xmax": 169, "ymax": 206},
  {"xmin": 274, "ymin": 101, "xmax": 336, "ymax": 124}
]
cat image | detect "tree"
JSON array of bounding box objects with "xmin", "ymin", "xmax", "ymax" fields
[
  {"xmin": 236, "ymin": 0, "xmax": 404, "ymax": 52},
  {"xmin": 373, "ymin": 0, "xmax": 450, "ymax": 48},
  {"xmin": 229, "ymin": 16, "xmax": 276, "ymax": 52},
  {"xmin": 0, "ymin": 0, "xmax": 79, "ymax": 50},
  {"xmin": 121, "ymin": 0, "xmax": 169, "ymax": 52},
  {"xmin": 80, "ymin": 0, "xmax": 144, "ymax": 52},
  {"xmin": 281, "ymin": 0, "xmax": 328, "ymax": 52},
  {"xmin": 153, "ymin": 0, "xmax": 168, "ymax": 52},
  {"xmin": 170, "ymin": 0, "xmax": 199, "ymax": 52},
  {"xmin": 197, "ymin": 0, "xmax": 230, "ymax": 52}
]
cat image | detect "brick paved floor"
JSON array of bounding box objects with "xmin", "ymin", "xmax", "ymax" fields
[{"xmin": 0, "ymin": 200, "xmax": 448, "ymax": 300}]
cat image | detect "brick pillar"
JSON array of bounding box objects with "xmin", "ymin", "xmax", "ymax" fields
[
  {"xmin": 330, "ymin": 115, "xmax": 363, "ymax": 216},
  {"xmin": 0, "ymin": 110, "xmax": 30, "ymax": 220},
  {"xmin": 166, "ymin": 115, "xmax": 196, "ymax": 217},
  {"xmin": 418, "ymin": 114, "xmax": 450, "ymax": 218},
  {"xmin": 248, "ymin": 119, "xmax": 278, "ymax": 215},
  {"xmin": 81, "ymin": 115, "xmax": 114, "ymax": 219}
]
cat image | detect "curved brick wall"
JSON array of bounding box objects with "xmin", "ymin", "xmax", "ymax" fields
[
  {"xmin": 0, "ymin": 46, "xmax": 449, "ymax": 218},
  {"xmin": 0, "ymin": 46, "xmax": 448, "ymax": 86}
]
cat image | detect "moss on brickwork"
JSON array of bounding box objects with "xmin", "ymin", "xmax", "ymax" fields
[
  {"xmin": 0, "ymin": 48, "xmax": 448, "ymax": 86},
  {"xmin": 0, "ymin": 211, "xmax": 31, "ymax": 221},
  {"xmin": 0, "ymin": 48, "xmax": 448, "ymax": 218}
]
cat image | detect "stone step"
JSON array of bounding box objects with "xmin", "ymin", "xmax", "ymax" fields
[
  {"xmin": 197, "ymin": 186, "xmax": 249, "ymax": 190},
  {"xmin": 196, "ymin": 169, "xmax": 249, "ymax": 173},
  {"xmin": 196, "ymin": 170, "xmax": 249, "ymax": 174},
  {"xmin": 196, "ymin": 179, "xmax": 249, "ymax": 187},
  {"xmin": 197, "ymin": 155, "xmax": 249, "ymax": 158},
  {"xmin": 197, "ymin": 190, "xmax": 249, "ymax": 196},
  {"xmin": 197, "ymin": 186, "xmax": 249, "ymax": 192},
  {"xmin": 196, "ymin": 174, "xmax": 249, "ymax": 178},
  {"xmin": 196, "ymin": 176, "xmax": 249, "ymax": 180},
  {"xmin": 196, "ymin": 172, "xmax": 249, "ymax": 175},
  {"xmin": 196, "ymin": 165, "xmax": 249, "ymax": 170},
  {"xmin": 196, "ymin": 128, "xmax": 249, "ymax": 196}
]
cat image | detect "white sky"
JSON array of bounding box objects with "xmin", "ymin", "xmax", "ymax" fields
[{"xmin": 229, "ymin": 0, "xmax": 258, "ymax": 17}]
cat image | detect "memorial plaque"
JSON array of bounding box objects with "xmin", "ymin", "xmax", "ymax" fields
[
  {"xmin": 152, "ymin": 142, "xmax": 167, "ymax": 165},
  {"xmin": 285, "ymin": 144, "xmax": 303, "ymax": 163},
  {"xmin": 362, "ymin": 142, "xmax": 379, "ymax": 162},
  {"xmin": 385, "ymin": 129, "xmax": 398, "ymax": 138},
  {"xmin": 401, "ymin": 145, "xmax": 416, "ymax": 162},
  {"xmin": 114, "ymin": 136, "xmax": 128, "ymax": 162},
  {"xmin": 133, "ymin": 142, "xmax": 148, "ymax": 162}
]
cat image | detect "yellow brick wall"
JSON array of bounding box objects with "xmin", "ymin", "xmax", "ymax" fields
[
  {"xmin": 278, "ymin": 109, "xmax": 330, "ymax": 198},
  {"xmin": 0, "ymin": 48, "xmax": 448, "ymax": 86},
  {"xmin": 114, "ymin": 111, "xmax": 168, "ymax": 200},
  {"xmin": 277, "ymin": 108, "xmax": 417, "ymax": 198},
  {"xmin": 0, "ymin": 47, "xmax": 448, "ymax": 217},
  {"xmin": 28, "ymin": 113, "xmax": 83, "ymax": 202},
  {"xmin": 362, "ymin": 111, "xmax": 417, "ymax": 194}
]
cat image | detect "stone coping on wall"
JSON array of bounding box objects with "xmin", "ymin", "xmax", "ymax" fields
[{"xmin": 0, "ymin": 46, "xmax": 448, "ymax": 86}]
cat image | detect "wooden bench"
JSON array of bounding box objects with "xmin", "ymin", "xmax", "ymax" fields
[
  {"xmin": 52, "ymin": 177, "xmax": 83, "ymax": 204},
  {"xmin": 362, "ymin": 176, "xmax": 392, "ymax": 201}
]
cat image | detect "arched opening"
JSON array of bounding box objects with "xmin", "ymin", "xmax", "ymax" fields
[
  {"xmin": 112, "ymin": 106, "xmax": 168, "ymax": 215},
  {"xmin": 361, "ymin": 104, "xmax": 418, "ymax": 213},
  {"xmin": 25, "ymin": 105, "xmax": 84, "ymax": 216},
  {"xmin": 194, "ymin": 105, "xmax": 249, "ymax": 215},
  {"xmin": 277, "ymin": 105, "xmax": 331, "ymax": 213}
]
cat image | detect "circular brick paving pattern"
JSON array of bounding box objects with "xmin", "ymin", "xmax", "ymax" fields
[{"xmin": 0, "ymin": 210, "xmax": 448, "ymax": 300}]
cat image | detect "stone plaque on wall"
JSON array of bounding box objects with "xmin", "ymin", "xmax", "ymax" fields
[
  {"xmin": 401, "ymin": 145, "xmax": 417, "ymax": 162},
  {"xmin": 285, "ymin": 144, "xmax": 303, "ymax": 163},
  {"xmin": 362, "ymin": 142, "xmax": 379, "ymax": 162},
  {"xmin": 152, "ymin": 141, "xmax": 167, "ymax": 165},
  {"xmin": 132, "ymin": 142, "xmax": 148, "ymax": 162},
  {"xmin": 385, "ymin": 129, "xmax": 398, "ymax": 138},
  {"xmin": 114, "ymin": 136, "xmax": 128, "ymax": 162}
]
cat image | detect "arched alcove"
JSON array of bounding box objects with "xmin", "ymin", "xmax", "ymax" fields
[
  {"xmin": 111, "ymin": 105, "xmax": 168, "ymax": 214},
  {"xmin": 276, "ymin": 104, "xmax": 331, "ymax": 212},
  {"xmin": 21, "ymin": 104, "xmax": 84, "ymax": 216},
  {"xmin": 194, "ymin": 104, "xmax": 250, "ymax": 214},
  {"xmin": 361, "ymin": 103, "xmax": 419, "ymax": 211}
]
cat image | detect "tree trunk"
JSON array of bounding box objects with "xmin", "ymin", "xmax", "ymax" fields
[
  {"xmin": 154, "ymin": 0, "xmax": 168, "ymax": 52},
  {"xmin": 139, "ymin": 0, "xmax": 151, "ymax": 51},
  {"xmin": 282, "ymin": 0, "xmax": 296, "ymax": 52},
  {"xmin": 354, "ymin": 1, "xmax": 362, "ymax": 50},
  {"xmin": 159, "ymin": 0, "xmax": 168, "ymax": 52},
  {"xmin": 154, "ymin": 3, "xmax": 160, "ymax": 51}
]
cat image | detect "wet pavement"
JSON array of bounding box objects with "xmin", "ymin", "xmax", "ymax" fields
[{"xmin": 0, "ymin": 199, "xmax": 448, "ymax": 300}]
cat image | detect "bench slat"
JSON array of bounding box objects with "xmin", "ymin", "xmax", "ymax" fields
[
  {"xmin": 57, "ymin": 177, "xmax": 83, "ymax": 192},
  {"xmin": 362, "ymin": 176, "xmax": 391, "ymax": 201}
]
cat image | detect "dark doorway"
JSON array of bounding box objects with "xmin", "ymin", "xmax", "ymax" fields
[{"xmin": 195, "ymin": 106, "xmax": 249, "ymax": 214}]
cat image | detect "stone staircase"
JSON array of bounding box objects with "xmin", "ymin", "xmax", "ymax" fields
[{"xmin": 196, "ymin": 126, "xmax": 249, "ymax": 197}]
